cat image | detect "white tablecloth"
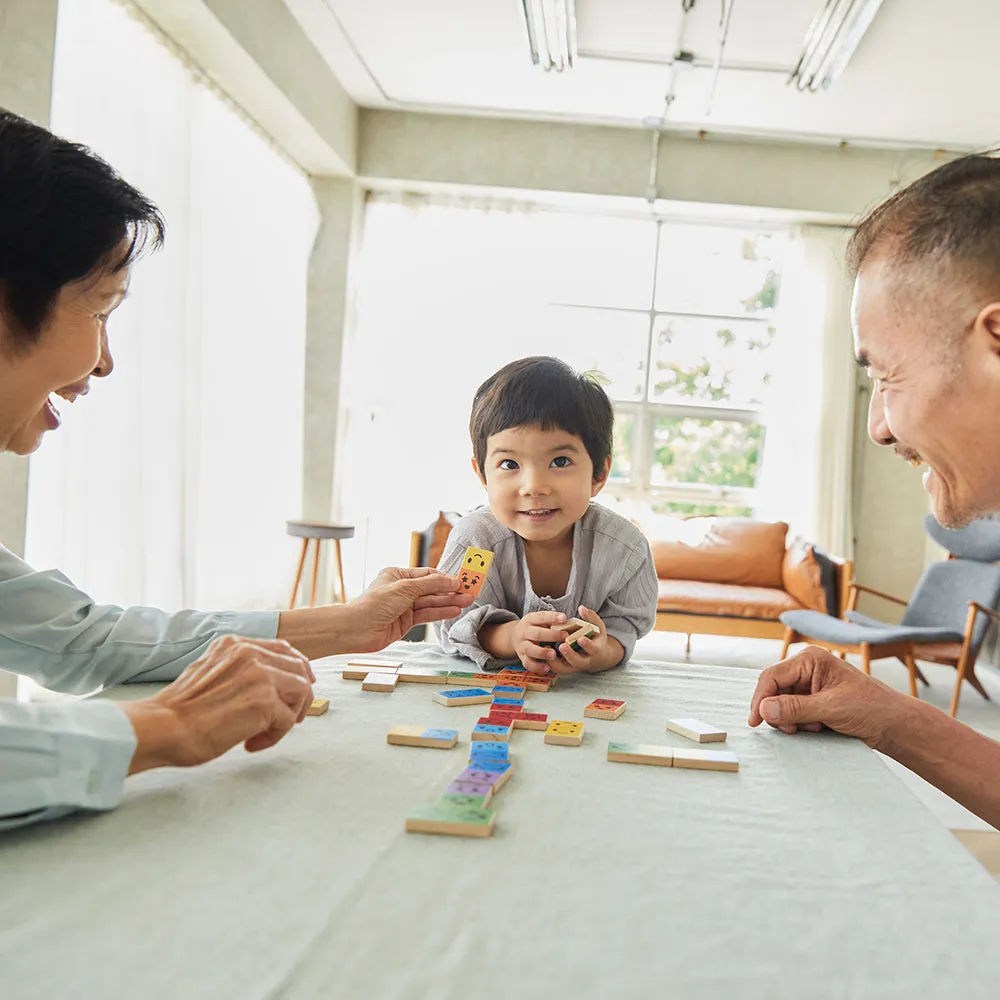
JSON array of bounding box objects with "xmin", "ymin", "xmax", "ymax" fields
[{"xmin": 4, "ymin": 645, "xmax": 1000, "ymax": 999}]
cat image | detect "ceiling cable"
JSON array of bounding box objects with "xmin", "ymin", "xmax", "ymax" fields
[{"xmin": 705, "ymin": 0, "xmax": 736, "ymax": 116}]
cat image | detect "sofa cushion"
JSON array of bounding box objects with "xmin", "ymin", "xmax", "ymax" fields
[
  {"xmin": 781, "ymin": 537, "xmax": 827, "ymax": 612},
  {"xmin": 657, "ymin": 579, "xmax": 803, "ymax": 620},
  {"xmin": 649, "ymin": 518, "xmax": 789, "ymax": 588}
]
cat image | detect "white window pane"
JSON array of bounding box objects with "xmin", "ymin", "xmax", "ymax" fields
[
  {"xmin": 610, "ymin": 411, "xmax": 636, "ymax": 480},
  {"xmin": 655, "ymin": 225, "xmax": 783, "ymax": 317},
  {"xmin": 540, "ymin": 306, "xmax": 648, "ymax": 401},
  {"xmin": 650, "ymin": 416, "xmax": 765, "ymax": 489},
  {"xmin": 651, "ymin": 316, "xmax": 776, "ymax": 407}
]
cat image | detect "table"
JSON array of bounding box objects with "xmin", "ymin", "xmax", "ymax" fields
[{"xmin": 4, "ymin": 646, "xmax": 1000, "ymax": 999}]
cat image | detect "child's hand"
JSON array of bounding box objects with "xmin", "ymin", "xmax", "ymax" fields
[
  {"xmin": 510, "ymin": 611, "xmax": 569, "ymax": 672},
  {"xmin": 550, "ymin": 606, "xmax": 619, "ymax": 674}
]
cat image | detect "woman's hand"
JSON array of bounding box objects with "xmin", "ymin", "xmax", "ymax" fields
[{"xmin": 122, "ymin": 634, "xmax": 316, "ymax": 772}]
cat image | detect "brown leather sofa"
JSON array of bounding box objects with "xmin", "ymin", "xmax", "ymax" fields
[
  {"xmin": 646, "ymin": 517, "xmax": 852, "ymax": 648},
  {"xmin": 410, "ymin": 512, "xmax": 852, "ymax": 650}
]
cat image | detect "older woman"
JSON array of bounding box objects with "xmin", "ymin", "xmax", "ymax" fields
[{"xmin": 0, "ymin": 111, "xmax": 471, "ymax": 831}]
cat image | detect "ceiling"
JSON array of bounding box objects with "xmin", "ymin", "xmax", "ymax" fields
[{"xmin": 284, "ymin": 0, "xmax": 1000, "ymax": 150}]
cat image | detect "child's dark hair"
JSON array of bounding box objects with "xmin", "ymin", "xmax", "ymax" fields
[{"xmin": 470, "ymin": 357, "xmax": 613, "ymax": 480}]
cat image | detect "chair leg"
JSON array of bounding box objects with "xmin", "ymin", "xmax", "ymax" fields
[
  {"xmin": 780, "ymin": 627, "xmax": 794, "ymax": 660},
  {"xmin": 334, "ymin": 539, "xmax": 347, "ymax": 604},
  {"xmin": 860, "ymin": 642, "xmax": 871, "ymax": 676},
  {"xmin": 309, "ymin": 539, "xmax": 321, "ymax": 608},
  {"xmin": 903, "ymin": 652, "xmax": 919, "ymax": 699},
  {"xmin": 950, "ymin": 604, "xmax": 980, "ymax": 718},
  {"xmin": 898, "ymin": 656, "xmax": 931, "ymax": 687},
  {"xmin": 289, "ymin": 538, "xmax": 309, "ymax": 610},
  {"xmin": 685, "ymin": 634, "xmax": 691, "ymax": 656},
  {"xmin": 837, "ymin": 650, "xmax": 847, "ymax": 660}
]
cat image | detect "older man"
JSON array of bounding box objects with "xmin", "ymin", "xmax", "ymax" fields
[{"xmin": 750, "ymin": 155, "xmax": 1000, "ymax": 829}]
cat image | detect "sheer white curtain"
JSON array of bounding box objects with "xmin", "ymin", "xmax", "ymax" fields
[
  {"xmin": 755, "ymin": 225, "xmax": 856, "ymax": 556},
  {"xmin": 25, "ymin": 0, "xmax": 319, "ymax": 611}
]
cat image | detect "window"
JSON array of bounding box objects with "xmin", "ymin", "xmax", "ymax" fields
[
  {"xmin": 560, "ymin": 222, "xmax": 785, "ymax": 518},
  {"xmin": 341, "ymin": 197, "xmax": 785, "ymax": 583}
]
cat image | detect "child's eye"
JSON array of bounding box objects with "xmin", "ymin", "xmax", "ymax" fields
[
  {"xmin": 499, "ymin": 459, "xmax": 519, "ymax": 471},
  {"xmin": 551, "ymin": 456, "xmax": 571, "ymax": 468}
]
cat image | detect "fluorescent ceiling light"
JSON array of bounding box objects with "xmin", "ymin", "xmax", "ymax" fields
[
  {"xmin": 519, "ymin": 0, "xmax": 577, "ymax": 72},
  {"xmin": 789, "ymin": 0, "xmax": 886, "ymax": 92}
]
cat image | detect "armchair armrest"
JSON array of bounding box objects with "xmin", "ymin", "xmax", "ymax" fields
[
  {"xmin": 969, "ymin": 601, "xmax": 1000, "ymax": 626},
  {"xmin": 847, "ymin": 582, "xmax": 909, "ymax": 613}
]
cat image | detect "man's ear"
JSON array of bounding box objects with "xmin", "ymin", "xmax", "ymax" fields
[
  {"xmin": 472, "ymin": 456, "xmax": 488, "ymax": 488},
  {"xmin": 591, "ymin": 455, "xmax": 612, "ymax": 498},
  {"xmin": 978, "ymin": 303, "xmax": 1000, "ymax": 356}
]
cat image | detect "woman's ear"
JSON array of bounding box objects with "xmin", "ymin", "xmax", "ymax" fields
[
  {"xmin": 591, "ymin": 455, "xmax": 612, "ymax": 497},
  {"xmin": 471, "ymin": 456, "xmax": 487, "ymax": 488}
]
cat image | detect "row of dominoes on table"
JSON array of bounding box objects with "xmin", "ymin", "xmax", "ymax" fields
[{"xmin": 335, "ymin": 656, "xmax": 740, "ymax": 836}]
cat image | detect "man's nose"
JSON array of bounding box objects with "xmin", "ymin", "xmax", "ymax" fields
[{"xmin": 867, "ymin": 388, "xmax": 895, "ymax": 446}]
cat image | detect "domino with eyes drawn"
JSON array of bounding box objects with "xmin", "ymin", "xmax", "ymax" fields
[{"xmin": 458, "ymin": 546, "xmax": 494, "ymax": 598}]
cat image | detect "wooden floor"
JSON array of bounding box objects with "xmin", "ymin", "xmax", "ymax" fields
[{"xmin": 952, "ymin": 830, "xmax": 1000, "ymax": 880}]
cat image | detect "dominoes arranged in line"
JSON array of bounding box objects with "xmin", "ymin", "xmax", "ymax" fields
[
  {"xmin": 607, "ymin": 741, "xmax": 739, "ymax": 771},
  {"xmin": 405, "ymin": 746, "xmax": 512, "ymax": 838}
]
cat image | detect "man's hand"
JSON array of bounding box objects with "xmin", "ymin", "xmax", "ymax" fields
[
  {"xmin": 338, "ymin": 567, "xmax": 474, "ymax": 653},
  {"xmin": 748, "ymin": 645, "xmax": 906, "ymax": 749},
  {"xmin": 123, "ymin": 635, "xmax": 316, "ymax": 773},
  {"xmin": 549, "ymin": 606, "xmax": 622, "ymax": 675}
]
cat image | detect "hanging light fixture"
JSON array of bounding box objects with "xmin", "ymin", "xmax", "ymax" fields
[
  {"xmin": 789, "ymin": 0, "xmax": 886, "ymax": 92},
  {"xmin": 519, "ymin": 0, "xmax": 578, "ymax": 72}
]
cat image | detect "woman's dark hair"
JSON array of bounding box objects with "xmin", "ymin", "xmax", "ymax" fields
[
  {"xmin": 0, "ymin": 110, "xmax": 164, "ymax": 350},
  {"xmin": 470, "ymin": 356, "xmax": 614, "ymax": 479}
]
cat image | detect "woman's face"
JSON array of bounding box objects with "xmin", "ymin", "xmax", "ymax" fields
[{"xmin": 0, "ymin": 267, "xmax": 130, "ymax": 455}]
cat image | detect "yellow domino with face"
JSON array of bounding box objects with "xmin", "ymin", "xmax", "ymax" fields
[
  {"xmin": 458, "ymin": 546, "xmax": 494, "ymax": 598},
  {"xmin": 544, "ymin": 719, "xmax": 585, "ymax": 746}
]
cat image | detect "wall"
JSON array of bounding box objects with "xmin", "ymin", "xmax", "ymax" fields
[{"xmin": 0, "ymin": 0, "xmax": 59, "ymax": 696}]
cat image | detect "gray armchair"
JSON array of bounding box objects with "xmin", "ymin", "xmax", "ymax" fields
[{"xmin": 779, "ymin": 515, "xmax": 1000, "ymax": 718}]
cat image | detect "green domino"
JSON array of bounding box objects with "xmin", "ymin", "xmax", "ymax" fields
[
  {"xmin": 439, "ymin": 793, "xmax": 488, "ymax": 809},
  {"xmin": 447, "ymin": 671, "xmax": 477, "ymax": 679},
  {"xmin": 608, "ymin": 740, "xmax": 640, "ymax": 754}
]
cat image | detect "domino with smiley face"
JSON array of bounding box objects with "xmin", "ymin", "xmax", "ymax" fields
[{"xmin": 458, "ymin": 546, "xmax": 494, "ymax": 598}]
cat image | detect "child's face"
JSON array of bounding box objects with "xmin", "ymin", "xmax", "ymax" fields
[{"xmin": 475, "ymin": 424, "xmax": 610, "ymax": 543}]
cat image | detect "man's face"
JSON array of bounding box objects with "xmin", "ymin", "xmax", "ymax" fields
[{"xmin": 853, "ymin": 257, "xmax": 1000, "ymax": 527}]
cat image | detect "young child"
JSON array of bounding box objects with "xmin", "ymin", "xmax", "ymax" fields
[{"xmin": 436, "ymin": 356, "xmax": 658, "ymax": 674}]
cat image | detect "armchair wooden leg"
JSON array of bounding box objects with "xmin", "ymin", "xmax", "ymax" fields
[
  {"xmin": 685, "ymin": 634, "xmax": 692, "ymax": 656},
  {"xmin": 780, "ymin": 627, "xmax": 795, "ymax": 660},
  {"xmin": 289, "ymin": 537, "xmax": 309, "ymax": 610},
  {"xmin": 860, "ymin": 642, "xmax": 872, "ymax": 676},
  {"xmin": 950, "ymin": 603, "xmax": 980, "ymax": 718},
  {"xmin": 837, "ymin": 651, "xmax": 847, "ymax": 660},
  {"xmin": 903, "ymin": 652, "xmax": 919, "ymax": 699}
]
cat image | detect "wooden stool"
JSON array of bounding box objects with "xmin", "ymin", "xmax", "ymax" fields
[{"xmin": 287, "ymin": 521, "xmax": 354, "ymax": 608}]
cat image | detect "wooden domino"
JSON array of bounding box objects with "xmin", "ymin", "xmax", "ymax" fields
[
  {"xmin": 671, "ymin": 747, "xmax": 739, "ymax": 772},
  {"xmin": 472, "ymin": 722, "xmax": 513, "ymax": 742},
  {"xmin": 362, "ymin": 671, "xmax": 399, "ymax": 692},
  {"xmin": 439, "ymin": 792, "xmax": 489, "ymax": 809},
  {"xmin": 445, "ymin": 779, "xmax": 495, "ymax": 805},
  {"xmin": 543, "ymin": 720, "xmax": 584, "ymax": 746},
  {"xmin": 474, "ymin": 719, "xmax": 514, "ymax": 741},
  {"xmin": 446, "ymin": 671, "xmax": 498, "ymax": 689},
  {"xmin": 491, "ymin": 697, "xmax": 525, "ymax": 709},
  {"xmin": 458, "ymin": 546, "xmax": 494, "ymax": 598},
  {"xmin": 343, "ymin": 658, "xmax": 402, "ymax": 679},
  {"xmin": 607, "ymin": 741, "xmax": 674, "ymax": 767},
  {"xmin": 584, "ymin": 698, "xmax": 626, "ymax": 721},
  {"xmin": 665, "ymin": 718, "xmax": 727, "ymax": 743},
  {"xmin": 306, "ymin": 697, "xmax": 329, "ymax": 716},
  {"xmin": 469, "ymin": 741, "xmax": 509, "ymax": 764},
  {"xmin": 405, "ymin": 801, "xmax": 495, "ymax": 838},
  {"xmin": 511, "ymin": 712, "xmax": 548, "ymax": 731},
  {"xmin": 458, "ymin": 763, "xmax": 513, "ymax": 792},
  {"xmin": 552, "ymin": 617, "xmax": 590, "ymax": 635},
  {"xmin": 396, "ymin": 667, "xmax": 451, "ymax": 684},
  {"xmin": 564, "ymin": 623, "xmax": 599, "ymax": 651},
  {"xmin": 493, "ymin": 685, "xmax": 526, "ymax": 699},
  {"xmin": 387, "ymin": 725, "xmax": 458, "ymax": 749},
  {"xmin": 433, "ymin": 688, "xmax": 494, "ymax": 707}
]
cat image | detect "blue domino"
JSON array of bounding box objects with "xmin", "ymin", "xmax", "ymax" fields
[
  {"xmin": 470, "ymin": 742, "xmax": 509, "ymax": 760},
  {"xmin": 438, "ymin": 687, "xmax": 492, "ymax": 699},
  {"xmin": 502, "ymin": 665, "xmax": 527, "ymax": 671},
  {"xmin": 421, "ymin": 728, "xmax": 458, "ymax": 740},
  {"xmin": 493, "ymin": 686, "xmax": 525, "ymax": 697},
  {"xmin": 492, "ymin": 697, "xmax": 524, "ymax": 707},
  {"xmin": 473, "ymin": 724, "xmax": 509, "ymax": 736}
]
